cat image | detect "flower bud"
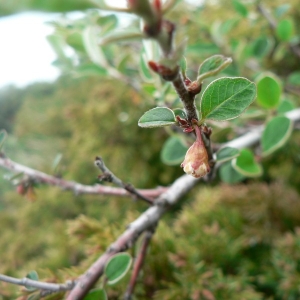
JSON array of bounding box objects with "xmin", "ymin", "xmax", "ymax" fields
[{"xmin": 181, "ymin": 126, "xmax": 210, "ymax": 178}]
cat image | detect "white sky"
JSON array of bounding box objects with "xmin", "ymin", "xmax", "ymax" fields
[
  {"xmin": 0, "ymin": 12, "xmax": 60, "ymax": 88},
  {"xmin": 0, "ymin": 0, "xmax": 128, "ymax": 89},
  {"xmin": 0, "ymin": 0, "xmax": 202, "ymax": 89}
]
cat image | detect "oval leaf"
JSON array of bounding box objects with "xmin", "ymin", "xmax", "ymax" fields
[
  {"xmin": 140, "ymin": 52, "xmax": 154, "ymax": 82},
  {"xmin": 216, "ymin": 147, "xmax": 240, "ymax": 163},
  {"xmin": 84, "ymin": 289, "xmax": 107, "ymax": 300},
  {"xmin": 232, "ymin": 0, "xmax": 248, "ymax": 17},
  {"xmin": 25, "ymin": 270, "xmax": 39, "ymax": 291},
  {"xmin": 198, "ymin": 55, "xmax": 232, "ymax": 81},
  {"xmin": 219, "ymin": 161, "xmax": 245, "ymax": 184},
  {"xmin": 277, "ymin": 99, "xmax": 295, "ymax": 114},
  {"xmin": 256, "ymin": 74, "xmax": 281, "ymax": 109},
  {"xmin": 173, "ymin": 108, "xmax": 187, "ymax": 119},
  {"xmin": 232, "ymin": 149, "xmax": 262, "ymax": 177},
  {"xmin": 261, "ymin": 116, "xmax": 292, "ymax": 157},
  {"xmin": 138, "ymin": 107, "xmax": 176, "ymax": 128},
  {"xmin": 276, "ymin": 19, "xmax": 294, "ymax": 42},
  {"xmin": 0, "ymin": 129, "xmax": 7, "ymax": 150},
  {"xmin": 105, "ymin": 253, "xmax": 132, "ymax": 285},
  {"xmin": 75, "ymin": 64, "xmax": 108, "ymax": 77},
  {"xmin": 200, "ymin": 77, "xmax": 256, "ymax": 121},
  {"xmin": 161, "ymin": 136, "xmax": 189, "ymax": 165},
  {"xmin": 287, "ymin": 71, "xmax": 300, "ymax": 87},
  {"xmin": 83, "ymin": 26, "xmax": 108, "ymax": 67}
]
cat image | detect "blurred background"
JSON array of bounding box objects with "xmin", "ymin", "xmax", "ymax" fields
[{"xmin": 0, "ymin": 0, "xmax": 300, "ymax": 299}]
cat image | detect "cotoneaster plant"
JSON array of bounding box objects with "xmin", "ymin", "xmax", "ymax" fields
[{"xmin": 138, "ymin": 55, "xmax": 256, "ymax": 178}]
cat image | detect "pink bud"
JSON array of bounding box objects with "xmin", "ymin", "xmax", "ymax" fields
[{"xmin": 181, "ymin": 126, "xmax": 210, "ymax": 178}]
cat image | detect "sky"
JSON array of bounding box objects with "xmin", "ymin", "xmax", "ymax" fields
[
  {"xmin": 0, "ymin": 0, "xmax": 130, "ymax": 89},
  {"xmin": 0, "ymin": 0, "xmax": 202, "ymax": 89},
  {"xmin": 0, "ymin": 12, "xmax": 60, "ymax": 88}
]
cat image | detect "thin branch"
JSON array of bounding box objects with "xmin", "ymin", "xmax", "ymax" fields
[
  {"xmin": 94, "ymin": 156, "xmax": 153, "ymax": 205},
  {"xmin": 0, "ymin": 154, "xmax": 167, "ymax": 199},
  {"xmin": 171, "ymin": 72, "xmax": 199, "ymax": 121},
  {"xmin": 257, "ymin": 4, "xmax": 276, "ymax": 30},
  {"xmin": 0, "ymin": 274, "xmax": 74, "ymax": 292},
  {"xmin": 124, "ymin": 231, "xmax": 154, "ymax": 300},
  {"xmin": 67, "ymin": 108, "xmax": 300, "ymax": 300}
]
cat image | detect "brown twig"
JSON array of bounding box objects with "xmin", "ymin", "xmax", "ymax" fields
[
  {"xmin": 94, "ymin": 156, "xmax": 153, "ymax": 205},
  {"xmin": 66, "ymin": 108, "xmax": 300, "ymax": 300},
  {"xmin": 66, "ymin": 173, "xmax": 199, "ymax": 300},
  {"xmin": 0, "ymin": 154, "xmax": 167, "ymax": 199},
  {"xmin": 124, "ymin": 231, "xmax": 154, "ymax": 300},
  {"xmin": 172, "ymin": 72, "xmax": 199, "ymax": 122}
]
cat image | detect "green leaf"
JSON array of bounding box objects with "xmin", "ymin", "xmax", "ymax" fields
[
  {"xmin": 66, "ymin": 32, "xmax": 85, "ymax": 52},
  {"xmin": 276, "ymin": 19, "xmax": 294, "ymax": 42},
  {"xmin": 277, "ymin": 99, "xmax": 295, "ymax": 114},
  {"xmin": 47, "ymin": 34, "xmax": 67, "ymax": 61},
  {"xmin": 25, "ymin": 270, "xmax": 39, "ymax": 291},
  {"xmin": 232, "ymin": 149, "xmax": 262, "ymax": 177},
  {"xmin": 161, "ymin": 136, "xmax": 188, "ymax": 165},
  {"xmin": 219, "ymin": 161, "xmax": 245, "ymax": 184},
  {"xmin": 139, "ymin": 52, "xmax": 153, "ymax": 82},
  {"xmin": 0, "ymin": 129, "xmax": 7, "ymax": 150},
  {"xmin": 173, "ymin": 108, "xmax": 186, "ymax": 119},
  {"xmin": 256, "ymin": 74, "xmax": 281, "ymax": 109},
  {"xmin": 138, "ymin": 107, "xmax": 176, "ymax": 128},
  {"xmin": 187, "ymin": 43, "xmax": 219, "ymax": 55},
  {"xmin": 198, "ymin": 55, "xmax": 232, "ymax": 81},
  {"xmin": 83, "ymin": 26, "xmax": 108, "ymax": 67},
  {"xmin": 179, "ymin": 56, "xmax": 187, "ymax": 78},
  {"xmin": 105, "ymin": 253, "xmax": 132, "ymax": 285},
  {"xmin": 200, "ymin": 77, "xmax": 256, "ymax": 121},
  {"xmin": 252, "ymin": 36, "xmax": 272, "ymax": 57},
  {"xmin": 216, "ymin": 147, "xmax": 240, "ymax": 163},
  {"xmin": 74, "ymin": 64, "xmax": 108, "ymax": 77},
  {"xmin": 287, "ymin": 71, "xmax": 300, "ymax": 87},
  {"xmin": 261, "ymin": 116, "xmax": 292, "ymax": 156},
  {"xmin": 232, "ymin": 0, "xmax": 248, "ymax": 17},
  {"xmin": 84, "ymin": 289, "xmax": 107, "ymax": 300},
  {"xmin": 117, "ymin": 54, "xmax": 130, "ymax": 73},
  {"xmin": 275, "ymin": 4, "xmax": 291, "ymax": 18},
  {"xmin": 97, "ymin": 14, "xmax": 118, "ymax": 35}
]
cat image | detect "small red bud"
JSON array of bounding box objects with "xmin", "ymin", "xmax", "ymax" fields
[
  {"xmin": 187, "ymin": 81, "xmax": 202, "ymax": 95},
  {"xmin": 148, "ymin": 61, "xmax": 159, "ymax": 73},
  {"xmin": 16, "ymin": 184, "xmax": 26, "ymax": 195},
  {"xmin": 154, "ymin": 0, "xmax": 162, "ymax": 12}
]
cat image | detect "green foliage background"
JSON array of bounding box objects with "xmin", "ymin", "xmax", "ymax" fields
[{"xmin": 0, "ymin": 0, "xmax": 300, "ymax": 299}]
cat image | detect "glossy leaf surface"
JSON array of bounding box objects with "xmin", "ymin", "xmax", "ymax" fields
[
  {"xmin": 200, "ymin": 77, "xmax": 256, "ymax": 121},
  {"xmin": 232, "ymin": 149, "xmax": 262, "ymax": 177},
  {"xmin": 83, "ymin": 289, "xmax": 107, "ymax": 300},
  {"xmin": 262, "ymin": 116, "xmax": 292, "ymax": 156},
  {"xmin": 219, "ymin": 161, "xmax": 245, "ymax": 184},
  {"xmin": 138, "ymin": 107, "xmax": 176, "ymax": 128},
  {"xmin": 105, "ymin": 253, "xmax": 132, "ymax": 285},
  {"xmin": 161, "ymin": 136, "xmax": 188, "ymax": 165},
  {"xmin": 216, "ymin": 147, "xmax": 240, "ymax": 163},
  {"xmin": 198, "ymin": 55, "xmax": 232, "ymax": 81},
  {"xmin": 256, "ymin": 75, "xmax": 281, "ymax": 109}
]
